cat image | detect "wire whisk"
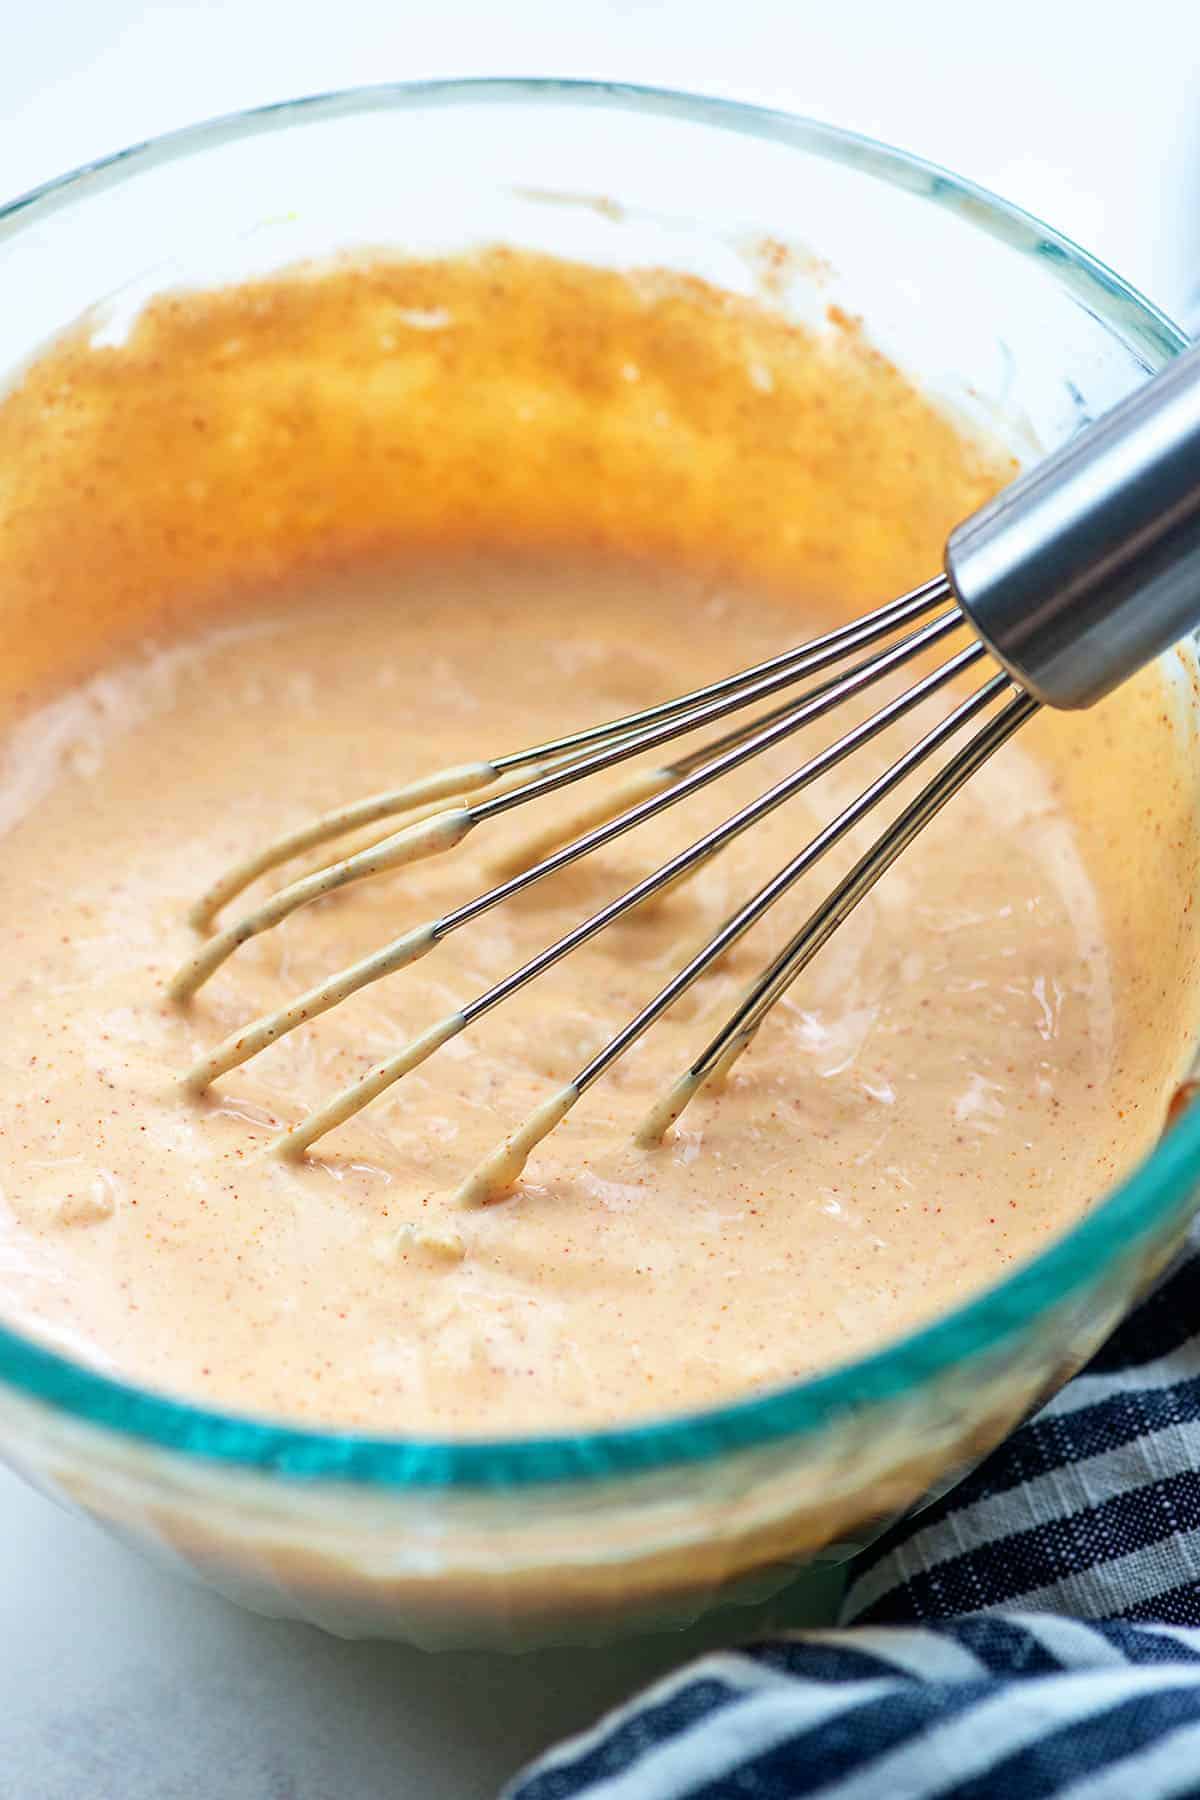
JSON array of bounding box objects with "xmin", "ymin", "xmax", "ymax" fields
[{"xmin": 172, "ymin": 337, "xmax": 1200, "ymax": 1203}]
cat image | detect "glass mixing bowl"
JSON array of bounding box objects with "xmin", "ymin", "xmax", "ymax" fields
[{"xmin": 0, "ymin": 80, "xmax": 1197, "ymax": 1649}]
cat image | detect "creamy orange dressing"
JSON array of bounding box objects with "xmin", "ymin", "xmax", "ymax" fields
[{"xmin": 0, "ymin": 250, "xmax": 1197, "ymax": 1437}]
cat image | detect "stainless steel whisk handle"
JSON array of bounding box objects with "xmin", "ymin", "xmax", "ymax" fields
[{"xmin": 946, "ymin": 339, "xmax": 1200, "ymax": 709}]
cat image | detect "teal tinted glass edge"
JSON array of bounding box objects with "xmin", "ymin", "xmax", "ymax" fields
[{"xmin": 0, "ymin": 79, "xmax": 1193, "ymax": 1489}]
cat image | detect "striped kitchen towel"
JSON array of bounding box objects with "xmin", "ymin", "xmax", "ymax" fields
[{"xmin": 505, "ymin": 1225, "xmax": 1200, "ymax": 1798}]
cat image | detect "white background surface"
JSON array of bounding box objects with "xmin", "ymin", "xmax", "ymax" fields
[{"xmin": 2, "ymin": 4, "xmax": 1199, "ymax": 1796}]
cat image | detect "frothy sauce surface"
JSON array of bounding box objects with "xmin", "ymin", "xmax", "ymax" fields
[{"xmin": 0, "ymin": 248, "xmax": 1196, "ymax": 1435}]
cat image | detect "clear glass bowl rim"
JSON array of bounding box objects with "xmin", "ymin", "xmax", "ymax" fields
[{"xmin": 0, "ymin": 76, "xmax": 1193, "ymax": 1489}]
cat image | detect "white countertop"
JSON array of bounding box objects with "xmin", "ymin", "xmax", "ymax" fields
[{"xmin": 2, "ymin": 4, "xmax": 1197, "ymax": 1794}]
